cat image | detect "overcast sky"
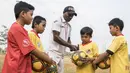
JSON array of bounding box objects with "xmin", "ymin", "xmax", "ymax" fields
[{"xmin": 0, "ymin": 0, "xmax": 130, "ymax": 53}]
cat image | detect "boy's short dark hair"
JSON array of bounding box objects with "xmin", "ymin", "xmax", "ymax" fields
[
  {"xmin": 108, "ymin": 18, "xmax": 124, "ymax": 31},
  {"xmin": 80, "ymin": 26, "xmax": 93, "ymax": 37},
  {"xmin": 14, "ymin": 1, "xmax": 35, "ymax": 19},
  {"xmin": 32, "ymin": 16, "xmax": 46, "ymax": 28}
]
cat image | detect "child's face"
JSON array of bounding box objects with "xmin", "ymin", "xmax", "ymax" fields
[
  {"xmin": 22, "ymin": 10, "xmax": 33, "ymax": 25},
  {"xmin": 81, "ymin": 34, "xmax": 91, "ymax": 44},
  {"xmin": 36, "ymin": 20, "xmax": 46, "ymax": 34},
  {"xmin": 109, "ymin": 25, "xmax": 118, "ymax": 36}
]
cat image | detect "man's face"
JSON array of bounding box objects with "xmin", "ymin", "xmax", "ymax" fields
[{"xmin": 64, "ymin": 11, "xmax": 74, "ymax": 22}]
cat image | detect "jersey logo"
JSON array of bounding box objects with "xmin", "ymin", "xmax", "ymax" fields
[
  {"xmin": 23, "ymin": 39, "xmax": 30, "ymax": 47},
  {"xmin": 86, "ymin": 49, "xmax": 91, "ymax": 54},
  {"xmin": 37, "ymin": 42, "xmax": 41, "ymax": 47}
]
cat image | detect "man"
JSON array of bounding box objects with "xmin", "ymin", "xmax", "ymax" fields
[{"xmin": 48, "ymin": 6, "xmax": 78, "ymax": 73}]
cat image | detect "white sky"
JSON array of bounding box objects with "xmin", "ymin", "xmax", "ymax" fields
[{"xmin": 0, "ymin": 0, "xmax": 130, "ymax": 53}]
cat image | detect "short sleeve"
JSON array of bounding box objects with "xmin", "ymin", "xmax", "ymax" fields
[
  {"xmin": 13, "ymin": 30, "xmax": 35, "ymax": 55},
  {"xmin": 92, "ymin": 42, "xmax": 99, "ymax": 57},
  {"xmin": 108, "ymin": 37, "xmax": 122, "ymax": 53},
  {"xmin": 52, "ymin": 20, "xmax": 61, "ymax": 32},
  {"xmin": 28, "ymin": 32, "xmax": 36, "ymax": 46}
]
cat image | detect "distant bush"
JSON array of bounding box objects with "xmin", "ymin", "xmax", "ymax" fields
[{"xmin": 0, "ymin": 48, "xmax": 6, "ymax": 54}]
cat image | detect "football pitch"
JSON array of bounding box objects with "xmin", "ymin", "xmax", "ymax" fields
[{"xmin": 0, "ymin": 54, "xmax": 129, "ymax": 73}]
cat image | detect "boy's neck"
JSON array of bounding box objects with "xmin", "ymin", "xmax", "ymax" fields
[
  {"xmin": 115, "ymin": 32, "xmax": 123, "ymax": 36},
  {"xmin": 16, "ymin": 19, "xmax": 25, "ymax": 26},
  {"xmin": 82, "ymin": 41, "xmax": 92, "ymax": 46},
  {"xmin": 33, "ymin": 28, "xmax": 38, "ymax": 34}
]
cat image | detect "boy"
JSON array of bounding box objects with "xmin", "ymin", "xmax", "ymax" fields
[
  {"xmin": 28, "ymin": 16, "xmax": 48, "ymax": 73},
  {"xmin": 93, "ymin": 18, "xmax": 129, "ymax": 73},
  {"xmin": 2, "ymin": 1, "xmax": 54, "ymax": 73},
  {"xmin": 76, "ymin": 26, "xmax": 99, "ymax": 73}
]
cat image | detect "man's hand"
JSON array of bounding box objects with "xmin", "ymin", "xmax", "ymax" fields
[{"xmin": 69, "ymin": 45, "xmax": 79, "ymax": 51}]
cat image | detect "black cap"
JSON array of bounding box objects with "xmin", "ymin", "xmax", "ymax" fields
[{"xmin": 63, "ymin": 6, "xmax": 77, "ymax": 16}]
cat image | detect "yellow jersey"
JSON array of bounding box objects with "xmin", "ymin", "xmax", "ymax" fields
[
  {"xmin": 76, "ymin": 41, "xmax": 99, "ymax": 73},
  {"xmin": 108, "ymin": 35, "xmax": 129, "ymax": 73},
  {"xmin": 28, "ymin": 30, "xmax": 44, "ymax": 52},
  {"xmin": 28, "ymin": 30, "xmax": 45, "ymax": 73}
]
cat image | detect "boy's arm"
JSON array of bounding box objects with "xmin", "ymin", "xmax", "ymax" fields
[
  {"xmin": 93, "ymin": 50, "xmax": 113, "ymax": 65},
  {"xmin": 93, "ymin": 37, "xmax": 122, "ymax": 64},
  {"xmin": 12, "ymin": 29, "xmax": 54, "ymax": 64},
  {"xmin": 31, "ymin": 49, "xmax": 54, "ymax": 64}
]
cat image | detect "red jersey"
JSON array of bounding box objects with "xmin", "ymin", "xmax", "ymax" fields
[{"xmin": 2, "ymin": 22, "xmax": 35, "ymax": 73}]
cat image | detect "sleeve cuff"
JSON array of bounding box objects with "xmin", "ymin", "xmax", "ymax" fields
[
  {"xmin": 22, "ymin": 45, "xmax": 35, "ymax": 56},
  {"xmin": 106, "ymin": 50, "xmax": 114, "ymax": 55}
]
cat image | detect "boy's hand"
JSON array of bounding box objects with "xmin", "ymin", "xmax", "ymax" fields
[
  {"xmin": 81, "ymin": 57, "xmax": 95, "ymax": 64},
  {"xmin": 92, "ymin": 60, "xmax": 98, "ymax": 70},
  {"xmin": 92, "ymin": 62, "xmax": 98, "ymax": 70},
  {"xmin": 52, "ymin": 61, "xmax": 56, "ymax": 65},
  {"xmin": 81, "ymin": 57, "xmax": 91, "ymax": 64},
  {"xmin": 47, "ymin": 59, "xmax": 56, "ymax": 67},
  {"xmin": 50, "ymin": 58, "xmax": 56, "ymax": 65}
]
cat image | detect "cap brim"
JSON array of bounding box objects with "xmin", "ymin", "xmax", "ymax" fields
[
  {"xmin": 73, "ymin": 13, "xmax": 77, "ymax": 16},
  {"xmin": 69, "ymin": 11, "xmax": 77, "ymax": 16}
]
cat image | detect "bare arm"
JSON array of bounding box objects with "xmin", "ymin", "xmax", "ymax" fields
[
  {"xmin": 53, "ymin": 30, "xmax": 71, "ymax": 47},
  {"xmin": 53, "ymin": 30, "xmax": 78, "ymax": 51},
  {"xmin": 93, "ymin": 52, "xmax": 109, "ymax": 65},
  {"xmin": 31, "ymin": 49, "xmax": 53, "ymax": 64}
]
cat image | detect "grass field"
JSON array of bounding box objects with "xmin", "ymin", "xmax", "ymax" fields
[
  {"xmin": 0, "ymin": 54, "xmax": 5, "ymax": 73},
  {"xmin": 0, "ymin": 54, "xmax": 129, "ymax": 73},
  {"xmin": 64, "ymin": 56, "xmax": 109, "ymax": 73}
]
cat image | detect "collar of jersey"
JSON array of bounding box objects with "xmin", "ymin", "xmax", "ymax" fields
[
  {"xmin": 31, "ymin": 30, "xmax": 40, "ymax": 38},
  {"xmin": 82, "ymin": 41, "xmax": 92, "ymax": 46},
  {"xmin": 60, "ymin": 16, "xmax": 71, "ymax": 28}
]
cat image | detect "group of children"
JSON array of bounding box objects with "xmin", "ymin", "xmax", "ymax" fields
[
  {"xmin": 76, "ymin": 18, "xmax": 129, "ymax": 73},
  {"xmin": 1, "ymin": 1, "xmax": 129, "ymax": 73}
]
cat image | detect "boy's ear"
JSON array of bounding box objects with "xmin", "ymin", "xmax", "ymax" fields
[
  {"xmin": 20, "ymin": 11, "xmax": 26, "ymax": 18},
  {"xmin": 115, "ymin": 26, "xmax": 120, "ymax": 31},
  {"xmin": 34, "ymin": 22, "xmax": 38, "ymax": 27}
]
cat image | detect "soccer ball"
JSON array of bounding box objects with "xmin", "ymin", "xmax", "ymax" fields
[
  {"xmin": 46, "ymin": 64, "xmax": 58, "ymax": 73},
  {"xmin": 71, "ymin": 51, "xmax": 87, "ymax": 66},
  {"xmin": 97, "ymin": 57, "xmax": 110, "ymax": 69},
  {"xmin": 32, "ymin": 59, "xmax": 49, "ymax": 72}
]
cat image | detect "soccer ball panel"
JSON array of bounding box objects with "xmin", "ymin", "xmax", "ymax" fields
[
  {"xmin": 71, "ymin": 51, "xmax": 87, "ymax": 66},
  {"xmin": 98, "ymin": 57, "xmax": 110, "ymax": 69},
  {"xmin": 46, "ymin": 65, "xmax": 58, "ymax": 73}
]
